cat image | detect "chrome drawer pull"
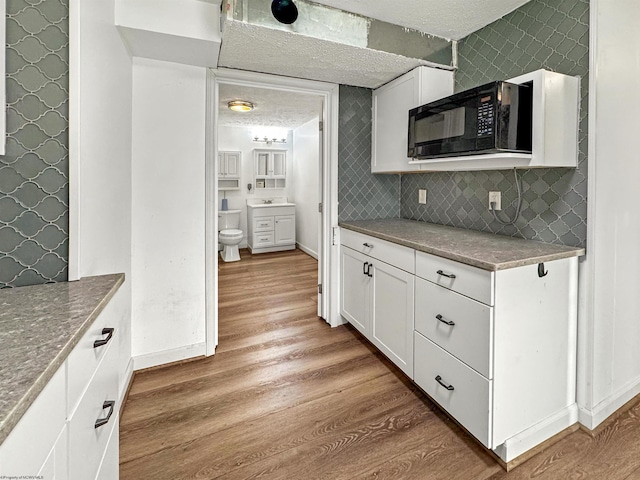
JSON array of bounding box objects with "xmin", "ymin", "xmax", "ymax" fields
[
  {"xmin": 436, "ymin": 269, "xmax": 456, "ymax": 279},
  {"xmin": 362, "ymin": 242, "xmax": 373, "ymax": 248},
  {"xmin": 95, "ymin": 400, "xmax": 115, "ymax": 428},
  {"xmin": 435, "ymin": 375, "xmax": 454, "ymax": 391},
  {"xmin": 435, "ymin": 314, "xmax": 455, "ymax": 326},
  {"xmin": 93, "ymin": 327, "xmax": 114, "ymax": 348}
]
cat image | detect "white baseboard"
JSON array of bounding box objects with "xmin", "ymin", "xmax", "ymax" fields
[
  {"xmin": 493, "ymin": 403, "xmax": 578, "ymax": 462},
  {"xmin": 296, "ymin": 243, "xmax": 318, "ymax": 259},
  {"xmin": 578, "ymin": 375, "xmax": 640, "ymax": 430},
  {"xmin": 133, "ymin": 342, "xmax": 206, "ymax": 371}
]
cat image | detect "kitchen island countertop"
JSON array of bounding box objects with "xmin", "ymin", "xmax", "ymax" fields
[{"xmin": 0, "ymin": 273, "xmax": 124, "ymax": 445}]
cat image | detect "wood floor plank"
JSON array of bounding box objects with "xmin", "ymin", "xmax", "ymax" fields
[{"xmin": 121, "ymin": 248, "xmax": 640, "ymax": 479}]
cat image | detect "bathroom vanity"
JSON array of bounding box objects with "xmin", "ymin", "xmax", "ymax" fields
[{"xmin": 247, "ymin": 199, "xmax": 296, "ymax": 254}]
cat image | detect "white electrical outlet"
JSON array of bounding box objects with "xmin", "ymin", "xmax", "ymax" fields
[
  {"xmin": 418, "ymin": 189, "xmax": 427, "ymax": 205},
  {"xmin": 489, "ymin": 191, "xmax": 501, "ymax": 210}
]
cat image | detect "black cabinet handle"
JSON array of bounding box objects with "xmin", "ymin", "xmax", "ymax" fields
[
  {"xmin": 95, "ymin": 400, "xmax": 115, "ymax": 428},
  {"xmin": 436, "ymin": 269, "xmax": 456, "ymax": 279},
  {"xmin": 363, "ymin": 242, "xmax": 373, "ymax": 248},
  {"xmin": 363, "ymin": 261, "xmax": 369, "ymax": 275},
  {"xmin": 93, "ymin": 328, "xmax": 115, "ymax": 348},
  {"xmin": 366, "ymin": 263, "xmax": 373, "ymax": 277},
  {"xmin": 435, "ymin": 375, "xmax": 454, "ymax": 391},
  {"xmin": 435, "ymin": 314, "xmax": 455, "ymax": 326}
]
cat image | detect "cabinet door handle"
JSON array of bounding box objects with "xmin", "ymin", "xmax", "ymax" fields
[
  {"xmin": 93, "ymin": 327, "xmax": 115, "ymax": 348},
  {"xmin": 366, "ymin": 263, "xmax": 373, "ymax": 277},
  {"xmin": 363, "ymin": 261, "xmax": 369, "ymax": 275},
  {"xmin": 436, "ymin": 269, "xmax": 456, "ymax": 279},
  {"xmin": 363, "ymin": 242, "xmax": 373, "ymax": 248},
  {"xmin": 435, "ymin": 314, "xmax": 455, "ymax": 326},
  {"xmin": 95, "ymin": 400, "xmax": 115, "ymax": 428},
  {"xmin": 435, "ymin": 375, "xmax": 455, "ymax": 391}
]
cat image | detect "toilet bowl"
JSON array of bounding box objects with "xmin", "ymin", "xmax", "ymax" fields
[{"xmin": 218, "ymin": 210, "xmax": 243, "ymax": 262}]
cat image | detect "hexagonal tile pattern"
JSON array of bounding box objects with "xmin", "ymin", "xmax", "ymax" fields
[
  {"xmin": 0, "ymin": 0, "xmax": 69, "ymax": 287},
  {"xmin": 401, "ymin": 0, "xmax": 588, "ymax": 248}
]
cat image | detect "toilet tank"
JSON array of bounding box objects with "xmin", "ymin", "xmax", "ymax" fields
[{"xmin": 218, "ymin": 210, "xmax": 241, "ymax": 230}]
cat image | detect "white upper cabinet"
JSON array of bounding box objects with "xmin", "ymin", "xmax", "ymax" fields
[
  {"xmin": 372, "ymin": 66, "xmax": 454, "ymax": 173},
  {"xmin": 254, "ymin": 149, "xmax": 287, "ymax": 189},
  {"xmin": 218, "ymin": 151, "xmax": 241, "ymax": 190}
]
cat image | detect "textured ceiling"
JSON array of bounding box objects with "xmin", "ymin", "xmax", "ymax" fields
[
  {"xmin": 218, "ymin": 20, "xmax": 442, "ymax": 89},
  {"xmin": 219, "ymin": 83, "xmax": 323, "ymax": 128},
  {"xmin": 309, "ymin": 0, "xmax": 534, "ymax": 40}
]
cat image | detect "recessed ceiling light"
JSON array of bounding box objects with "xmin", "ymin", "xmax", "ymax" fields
[{"xmin": 228, "ymin": 100, "xmax": 254, "ymax": 112}]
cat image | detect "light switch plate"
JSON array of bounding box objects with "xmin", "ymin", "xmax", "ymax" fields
[{"xmin": 418, "ymin": 189, "xmax": 427, "ymax": 204}]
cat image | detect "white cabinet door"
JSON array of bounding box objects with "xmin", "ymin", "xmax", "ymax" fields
[
  {"xmin": 370, "ymin": 260, "xmax": 415, "ymax": 378},
  {"xmin": 372, "ymin": 66, "xmax": 453, "ymax": 173},
  {"xmin": 274, "ymin": 215, "xmax": 295, "ymax": 245},
  {"xmin": 94, "ymin": 420, "xmax": 119, "ymax": 480},
  {"xmin": 224, "ymin": 152, "xmax": 240, "ymax": 178},
  {"xmin": 340, "ymin": 247, "xmax": 370, "ymax": 336},
  {"xmin": 271, "ymin": 151, "xmax": 286, "ymax": 177}
]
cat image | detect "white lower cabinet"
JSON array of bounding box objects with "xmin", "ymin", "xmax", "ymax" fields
[
  {"xmin": 247, "ymin": 204, "xmax": 296, "ymax": 254},
  {"xmin": 0, "ymin": 289, "xmax": 125, "ymax": 479},
  {"xmin": 340, "ymin": 228, "xmax": 579, "ymax": 463},
  {"xmin": 340, "ymin": 229, "xmax": 415, "ymax": 378}
]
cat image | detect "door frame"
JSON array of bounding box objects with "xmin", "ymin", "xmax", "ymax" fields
[{"xmin": 205, "ymin": 68, "xmax": 341, "ymax": 356}]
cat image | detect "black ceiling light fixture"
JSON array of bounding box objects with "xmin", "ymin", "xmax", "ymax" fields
[{"xmin": 271, "ymin": 0, "xmax": 298, "ymax": 24}]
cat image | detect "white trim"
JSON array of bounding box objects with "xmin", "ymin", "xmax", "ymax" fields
[
  {"xmin": 205, "ymin": 69, "xmax": 218, "ymax": 356},
  {"xmin": 578, "ymin": 375, "xmax": 640, "ymax": 430},
  {"xmin": 133, "ymin": 342, "xmax": 206, "ymax": 370},
  {"xmin": 577, "ymin": 0, "xmax": 599, "ymax": 415},
  {"xmin": 205, "ymin": 68, "xmax": 341, "ymax": 357},
  {"xmin": 493, "ymin": 404, "xmax": 578, "ymax": 463},
  {"xmin": 68, "ymin": 0, "xmax": 81, "ymax": 281},
  {"xmin": 118, "ymin": 357, "xmax": 134, "ymax": 406},
  {"xmin": 296, "ymin": 243, "xmax": 318, "ymax": 260}
]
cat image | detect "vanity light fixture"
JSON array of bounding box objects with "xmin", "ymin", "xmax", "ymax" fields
[{"xmin": 228, "ymin": 100, "xmax": 254, "ymax": 112}]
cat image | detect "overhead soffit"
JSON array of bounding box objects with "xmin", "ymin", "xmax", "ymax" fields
[{"xmin": 308, "ymin": 0, "xmax": 534, "ymax": 41}]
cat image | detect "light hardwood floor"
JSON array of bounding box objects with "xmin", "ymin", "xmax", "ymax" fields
[{"xmin": 120, "ymin": 248, "xmax": 640, "ymax": 479}]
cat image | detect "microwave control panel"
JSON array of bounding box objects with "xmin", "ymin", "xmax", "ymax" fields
[{"xmin": 477, "ymin": 96, "xmax": 494, "ymax": 137}]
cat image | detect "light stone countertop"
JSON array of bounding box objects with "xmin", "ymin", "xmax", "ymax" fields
[
  {"xmin": 0, "ymin": 273, "xmax": 125, "ymax": 446},
  {"xmin": 339, "ymin": 219, "xmax": 585, "ymax": 271}
]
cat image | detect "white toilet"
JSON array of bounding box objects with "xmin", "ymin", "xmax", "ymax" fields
[{"xmin": 218, "ymin": 210, "xmax": 243, "ymax": 262}]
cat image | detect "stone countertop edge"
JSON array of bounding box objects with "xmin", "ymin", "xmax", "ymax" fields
[
  {"xmin": 339, "ymin": 219, "xmax": 585, "ymax": 271},
  {"xmin": 0, "ymin": 273, "xmax": 125, "ymax": 446}
]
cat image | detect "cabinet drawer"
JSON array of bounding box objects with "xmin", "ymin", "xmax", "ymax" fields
[
  {"xmin": 414, "ymin": 332, "xmax": 492, "ymax": 448},
  {"xmin": 416, "ymin": 251, "xmax": 493, "ymax": 305},
  {"xmin": 254, "ymin": 217, "xmax": 274, "ymax": 232},
  {"xmin": 341, "ymin": 229, "xmax": 414, "ymax": 274},
  {"xmin": 415, "ymin": 277, "xmax": 493, "ymax": 378},
  {"xmin": 68, "ymin": 338, "xmax": 119, "ymax": 480},
  {"xmin": 67, "ymin": 295, "xmax": 119, "ymax": 418},
  {"xmin": 253, "ymin": 232, "xmax": 274, "ymax": 247}
]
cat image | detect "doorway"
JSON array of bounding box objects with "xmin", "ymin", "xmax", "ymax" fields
[{"xmin": 205, "ymin": 69, "xmax": 341, "ymax": 355}]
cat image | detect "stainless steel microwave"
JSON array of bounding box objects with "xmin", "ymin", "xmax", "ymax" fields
[{"xmin": 408, "ymin": 81, "xmax": 532, "ymax": 159}]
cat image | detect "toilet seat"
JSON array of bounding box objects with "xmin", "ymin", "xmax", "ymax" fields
[{"xmin": 219, "ymin": 229, "xmax": 242, "ymax": 238}]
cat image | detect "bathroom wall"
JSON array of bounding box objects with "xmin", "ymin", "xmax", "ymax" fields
[
  {"xmin": 218, "ymin": 125, "xmax": 294, "ymax": 248},
  {"xmin": 291, "ymin": 117, "xmax": 320, "ymax": 258},
  {"xmin": 338, "ymin": 85, "xmax": 400, "ymax": 221},
  {"xmin": 0, "ymin": 0, "xmax": 69, "ymax": 287},
  {"xmin": 400, "ymin": 0, "xmax": 589, "ymax": 248}
]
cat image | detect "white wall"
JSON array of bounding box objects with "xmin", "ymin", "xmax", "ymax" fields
[
  {"xmin": 131, "ymin": 57, "xmax": 207, "ymax": 367},
  {"xmin": 292, "ymin": 117, "xmax": 320, "ymax": 257},
  {"xmin": 579, "ymin": 0, "xmax": 640, "ymax": 428},
  {"xmin": 72, "ymin": 0, "xmax": 133, "ymax": 387},
  {"xmin": 218, "ymin": 126, "xmax": 294, "ymax": 248}
]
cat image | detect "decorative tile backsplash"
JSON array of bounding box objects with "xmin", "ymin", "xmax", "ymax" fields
[
  {"xmin": 401, "ymin": 0, "xmax": 589, "ymax": 248},
  {"xmin": 0, "ymin": 0, "xmax": 69, "ymax": 287},
  {"xmin": 338, "ymin": 85, "xmax": 400, "ymax": 221}
]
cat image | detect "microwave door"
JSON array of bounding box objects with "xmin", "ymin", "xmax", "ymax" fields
[{"xmin": 413, "ymin": 102, "xmax": 478, "ymax": 157}]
